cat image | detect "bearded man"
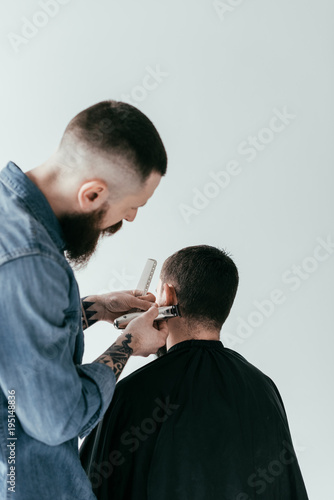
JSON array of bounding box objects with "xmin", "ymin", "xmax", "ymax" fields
[{"xmin": 0, "ymin": 100, "xmax": 168, "ymax": 500}]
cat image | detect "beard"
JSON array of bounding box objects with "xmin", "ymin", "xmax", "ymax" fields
[{"xmin": 58, "ymin": 205, "xmax": 123, "ymax": 269}]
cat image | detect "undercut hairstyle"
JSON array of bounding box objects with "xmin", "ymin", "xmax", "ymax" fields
[
  {"xmin": 60, "ymin": 100, "xmax": 167, "ymax": 182},
  {"xmin": 160, "ymin": 245, "xmax": 239, "ymax": 331}
]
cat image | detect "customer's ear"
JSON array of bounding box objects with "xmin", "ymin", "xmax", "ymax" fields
[{"xmin": 163, "ymin": 284, "xmax": 178, "ymax": 306}]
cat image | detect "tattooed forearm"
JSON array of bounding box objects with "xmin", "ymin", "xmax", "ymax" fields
[
  {"xmin": 81, "ymin": 296, "xmax": 99, "ymax": 330},
  {"xmin": 94, "ymin": 333, "xmax": 133, "ymax": 381}
]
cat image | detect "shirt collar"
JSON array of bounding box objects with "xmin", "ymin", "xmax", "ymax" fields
[{"xmin": 0, "ymin": 161, "xmax": 66, "ymax": 252}]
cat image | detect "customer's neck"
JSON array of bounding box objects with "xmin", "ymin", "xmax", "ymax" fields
[{"xmin": 166, "ymin": 319, "xmax": 220, "ymax": 350}]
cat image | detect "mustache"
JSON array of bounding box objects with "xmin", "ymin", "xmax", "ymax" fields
[{"xmin": 102, "ymin": 220, "xmax": 123, "ymax": 236}]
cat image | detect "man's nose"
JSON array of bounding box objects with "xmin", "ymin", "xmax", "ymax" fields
[{"xmin": 124, "ymin": 208, "xmax": 138, "ymax": 222}]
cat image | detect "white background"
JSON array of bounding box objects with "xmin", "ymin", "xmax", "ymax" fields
[{"xmin": 1, "ymin": 0, "xmax": 333, "ymax": 497}]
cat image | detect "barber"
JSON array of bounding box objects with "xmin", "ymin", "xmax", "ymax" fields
[{"xmin": 0, "ymin": 100, "xmax": 168, "ymax": 500}]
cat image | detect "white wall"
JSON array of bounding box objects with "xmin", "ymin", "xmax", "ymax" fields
[{"xmin": 1, "ymin": 0, "xmax": 333, "ymax": 497}]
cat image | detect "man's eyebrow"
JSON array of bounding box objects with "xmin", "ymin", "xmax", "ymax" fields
[{"xmin": 132, "ymin": 201, "xmax": 147, "ymax": 209}]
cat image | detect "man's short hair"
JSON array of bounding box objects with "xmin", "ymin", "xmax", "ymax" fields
[
  {"xmin": 61, "ymin": 100, "xmax": 167, "ymax": 181},
  {"xmin": 160, "ymin": 245, "xmax": 239, "ymax": 330}
]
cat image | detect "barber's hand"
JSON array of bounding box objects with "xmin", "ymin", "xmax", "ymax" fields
[
  {"xmin": 83, "ymin": 290, "xmax": 156, "ymax": 324},
  {"xmin": 124, "ymin": 306, "xmax": 168, "ymax": 357}
]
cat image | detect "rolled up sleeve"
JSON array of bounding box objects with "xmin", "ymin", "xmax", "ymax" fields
[{"xmin": 0, "ymin": 254, "xmax": 116, "ymax": 446}]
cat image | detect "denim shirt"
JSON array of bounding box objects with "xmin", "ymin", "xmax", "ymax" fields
[{"xmin": 0, "ymin": 162, "xmax": 116, "ymax": 500}]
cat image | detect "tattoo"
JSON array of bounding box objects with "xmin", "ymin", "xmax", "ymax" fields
[
  {"xmin": 94, "ymin": 334, "xmax": 133, "ymax": 381},
  {"xmin": 81, "ymin": 297, "xmax": 99, "ymax": 330}
]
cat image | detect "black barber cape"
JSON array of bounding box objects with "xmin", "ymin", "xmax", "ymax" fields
[{"xmin": 80, "ymin": 340, "xmax": 309, "ymax": 500}]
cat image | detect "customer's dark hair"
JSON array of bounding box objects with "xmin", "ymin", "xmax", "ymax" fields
[
  {"xmin": 160, "ymin": 245, "xmax": 239, "ymax": 330},
  {"xmin": 60, "ymin": 100, "xmax": 167, "ymax": 181}
]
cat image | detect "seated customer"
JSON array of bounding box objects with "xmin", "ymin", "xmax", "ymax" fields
[{"xmin": 80, "ymin": 245, "xmax": 309, "ymax": 500}]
